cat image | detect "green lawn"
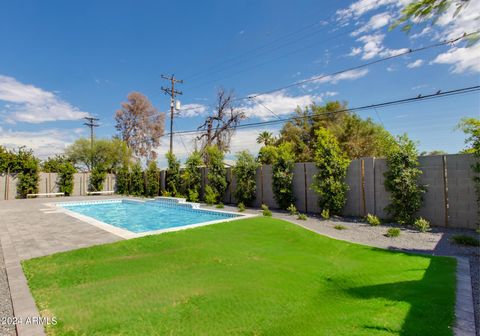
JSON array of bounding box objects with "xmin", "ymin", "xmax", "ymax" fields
[{"xmin": 23, "ymin": 217, "xmax": 456, "ymax": 336}]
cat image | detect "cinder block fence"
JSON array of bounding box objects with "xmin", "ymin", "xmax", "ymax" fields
[{"xmin": 0, "ymin": 154, "xmax": 477, "ymax": 230}]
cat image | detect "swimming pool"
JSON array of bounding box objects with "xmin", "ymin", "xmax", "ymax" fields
[{"xmin": 56, "ymin": 198, "xmax": 249, "ymax": 238}]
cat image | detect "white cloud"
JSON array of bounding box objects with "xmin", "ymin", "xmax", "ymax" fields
[
  {"xmin": 336, "ymin": 0, "xmax": 406, "ymax": 21},
  {"xmin": 242, "ymin": 91, "xmax": 320, "ymax": 120},
  {"xmin": 0, "ymin": 75, "xmax": 90, "ymax": 123},
  {"xmin": 432, "ymin": 44, "xmax": 480, "ymax": 73},
  {"xmin": 310, "ymin": 68, "xmax": 369, "ymax": 84},
  {"xmin": 351, "ymin": 12, "xmax": 392, "ymax": 36},
  {"xmin": 0, "ymin": 127, "xmax": 84, "ymax": 159},
  {"xmin": 348, "ymin": 47, "xmax": 362, "ymax": 56},
  {"xmin": 353, "ymin": 33, "xmax": 409, "ymax": 60},
  {"xmin": 407, "ymin": 59, "xmax": 424, "ymax": 68},
  {"xmin": 178, "ymin": 103, "xmax": 207, "ymax": 117}
]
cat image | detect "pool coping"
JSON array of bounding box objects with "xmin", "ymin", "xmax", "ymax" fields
[{"xmin": 46, "ymin": 198, "xmax": 256, "ymax": 239}]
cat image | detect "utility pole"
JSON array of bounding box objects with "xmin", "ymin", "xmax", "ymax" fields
[
  {"xmin": 83, "ymin": 117, "xmax": 99, "ymax": 171},
  {"xmin": 161, "ymin": 74, "xmax": 183, "ymax": 154}
]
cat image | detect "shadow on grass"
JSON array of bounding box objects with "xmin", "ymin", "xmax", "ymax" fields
[{"xmin": 348, "ymin": 254, "xmax": 456, "ymax": 336}]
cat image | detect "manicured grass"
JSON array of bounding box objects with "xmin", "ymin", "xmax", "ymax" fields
[{"xmin": 23, "ymin": 217, "xmax": 456, "ymax": 336}]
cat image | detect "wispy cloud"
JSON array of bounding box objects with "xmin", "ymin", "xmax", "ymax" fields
[
  {"xmin": 407, "ymin": 59, "xmax": 424, "ymax": 69},
  {"xmin": 354, "ymin": 33, "xmax": 409, "ymax": 60},
  {"xmin": 0, "ymin": 75, "xmax": 90, "ymax": 123},
  {"xmin": 309, "ymin": 68, "xmax": 369, "ymax": 84},
  {"xmin": 432, "ymin": 44, "xmax": 480, "ymax": 73},
  {"xmin": 178, "ymin": 103, "xmax": 208, "ymax": 117}
]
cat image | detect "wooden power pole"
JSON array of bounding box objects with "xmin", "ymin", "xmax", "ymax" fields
[
  {"xmin": 161, "ymin": 74, "xmax": 183, "ymax": 154},
  {"xmin": 83, "ymin": 116, "xmax": 99, "ymax": 171}
]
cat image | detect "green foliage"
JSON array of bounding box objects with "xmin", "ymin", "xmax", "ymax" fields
[
  {"xmin": 183, "ymin": 151, "xmax": 203, "ymax": 202},
  {"xmin": 205, "ymin": 145, "xmax": 227, "ymax": 204},
  {"xmin": 312, "ymin": 128, "xmax": 350, "ymax": 215},
  {"xmin": 216, "ymin": 203, "xmax": 224, "ymax": 209},
  {"xmin": 204, "ymin": 185, "xmax": 218, "ymax": 205},
  {"xmin": 58, "ymin": 161, "xmax": 76, "ymax": 196},
  {"xmin": 188, "ymin": 189, "xmax": 199, "ymax": 203},
  {"xmin": 0, "ymin": 146, "xmax": 17, "ymax": 172},
  {"xmin": 334, "ymin": 224, "xmax": 347, "ymax": 230},
  {"xmin": 272, "ymin": 142, "xmax": 295, "ymax": 209},
  {"xmin": 321, "ymin": 209, "xmax": 330, "ymax": 220},
  {"xmin": 297, "ymin": 213, "xmax": 307, "ymax": 220},
  {"xmin": 89, "ymin": 165, "xmax": 107, "ymax": 192},
  {"xmin": 256, "ymin": 131, "xmax": 275, "ymax": 146},
  {"xmin": 238, "ymin": 202, "xmax": 246, "ymax": 212},
  {"xmin": 451, "ymin": 234, "xmax": 479, "ymax": 247},
  {"xmin": 15, "ymin": 148, "xmax": 40, "ymax": 198},
  {"xmin": 130, "ymin": 162, "xmax": 144, "ymax": 196},
  {"xmin": 414, "ymin": 217, "xmax": 430, "ymax": 232},
  {"xmin": 384, "ymin": 135, "xmax": 426, "ymax": 225},
  {"xmin": 257, "ymin": 145, "xmax": 278, "ymax": 165},
  {"xmin": 386, "ymin": 228, "xmax": 401, "ymax": 238},
  {"xmin": 262, "ymin": 204, "xmax": 272, "ymax": 217},
  {"xmin": 145, "ymin": 161, "xmax": 160, "ymax": 197},
  {"xmin": 41, "ymin": 155, "xmax": 70, "ymax": 173},
  {"xmin": 116, "ymin": 165, "xmax": 130, "ymax": 195},
  {"xmin": 287, "ymin": 204, "xmax": 298, "ymax": 215},
  {"xmin": 233, "ymin": 151, "xmax": 258, "ymax": 206},
  {"xmin": 66, "ymin": 138, "xmax": 132, "ymax": 172},
  {"xmin": 366, "ymin": 214, "xmax": 381, "ymax": 226},
  {"xmin": 165, "ymin": 151, "xmax": 181, "ymax": 196},
  {"xmin": 458, "ymin": 118, "xmax": 480, "ymax": 229}
]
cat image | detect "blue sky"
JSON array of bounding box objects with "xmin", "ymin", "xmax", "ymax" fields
[{"xmin": 0, "ymin": 0, "xmax": 478, "ymax": 166}]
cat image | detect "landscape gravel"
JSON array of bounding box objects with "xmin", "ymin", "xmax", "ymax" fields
[{"xmin": 0, "ymin": 240, "xmax": 15, "ymax": 336}]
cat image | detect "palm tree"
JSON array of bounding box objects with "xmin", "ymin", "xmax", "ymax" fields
[{"xmin": 256, "ymin": 131, "xmax": 274, "ymax": 146}]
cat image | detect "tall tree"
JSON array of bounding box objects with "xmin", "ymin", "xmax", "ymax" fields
[
  {"xmin": 115, "ymin": 92, "xmax": 165, "ymax": 161},
  {"xmin": 197, "ymin": 89, "xmax": 246, "ymax": 153},
  {"xmin": 256, "ymin": 131, "xmax": 275, "ymax": 146}
]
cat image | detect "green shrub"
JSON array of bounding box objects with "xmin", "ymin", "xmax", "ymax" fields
[
  {"xmin": 386, "ymin": 228, "xmax": 401, "ymax": 237},
  {"xmin": 312, "ymin": 128, "xmax": 350, "ymax": 215},
  {"xmin": 165, "ymin": 151, "xmax": 181, "ymax": 196},
  {"xmin": 297, "ymin": 213, "xmax": 307, "ymax": 220},
  {"xmin": 366, "ymin": 214, "xmax": 381, "ymax": 226},
  {"xmin": 384, "ymin": 135, "xmax": 426, "ymax": 225},
  {"xmin": 452, "ymin": 235, "xmax": 480, "ymax": 247},
  {"xmin": 145, "ymin": 161, "xmax": 160, "ymax": 197},
  {"xmin": 233, "ymin": 151, "xmax": 258, "ymax": 206},
  {"xmin": 116, "ymin": 165, "xmax": 130, "ymax": 195},
  {"xmin": 130, "ymin": 162, "xmax": 144, "ymax": 196},
  {"xmin": 183, "ymin": 151, "xmax": 203, "ymax": 202},
  {"xmin": 238, "ymin": 202, "xmax": 246, "ymax": 212},
  {"xmin": 272, "ymin": 142, "xmax": 295, "ymax": 209},
  {"xmin": 89, "ymin": 165, "xmax": 107, "ymax": 192},
  {"xmin": 287, "ymin": 204, "xmax": 298, "ymax": 215},
  {"xmin": 204, "ymin": 185, "xmax": 218, "ymax": 205},
  {"xmin": 334, "ymin": 224, "xmax": 347, "ymax": 230},
  {"xmin": 262, "ymin": 204, "xmax": 272, "ymax": 217},
  {"xmin": 414, "ymin": 217, "xmax": 430, "ymax": 232},
  {"xmin": 321, "ymin": 209, "xmax": 330, "ymax": 220},
  {"xmin": 58, "ymin": 162, "xmax": 76, "ymax": 196},
  {"xmin": 205, "ymin": 145, "xmax": 227, "ymax": 204},
  {"xmin": 216, "ymin": 203, "xmax": 224, "ymax": 209},
  {"xmin": 13, "ymin": 147, "xmax": 39, "ymax": 198},
  {"xmin": 188, "ymin": 189, "xmax": 199, "ymax": 203}
]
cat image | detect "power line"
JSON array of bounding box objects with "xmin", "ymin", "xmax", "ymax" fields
[
  {"xmin": 161, "ymin": 74, "xmax": 183, "ymax": 154},
  {"xmin": 178, "ymin": 31, "xmax": 478, "ymax": 114},
  {"xmin": 248, "ymin": 96, "xmax": 281, "ymax": 120},
  {"xmin": 169, "ymin": 85, "xmax": 479, "ymax": 137}
]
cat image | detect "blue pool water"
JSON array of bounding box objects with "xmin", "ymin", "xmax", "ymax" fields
[{"xmin": 60, "ymin": 200, "xmax": 239, "ymax": 233}]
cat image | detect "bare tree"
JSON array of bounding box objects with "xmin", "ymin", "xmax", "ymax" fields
[
  {"xmin": 197, "ymin": 89, "xmax": 246, "ymax": 153},
  {"xmin": 115, "ymin": 92, "xmax": 165, "ymax": 161}
]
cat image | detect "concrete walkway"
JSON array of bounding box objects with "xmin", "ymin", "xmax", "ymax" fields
[{"xmin": 0, "ymin": 196, "xmax": 122, "ymax": 336}]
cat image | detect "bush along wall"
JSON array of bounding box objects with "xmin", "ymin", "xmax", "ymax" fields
[
  {"xmin": 116, "ymin": 165, "xmax": 130, "ymax": 195},
  {"xmin": 145, "ymin": 161, "xmax": 160, "ymax": 197},
  {"xmin": 16, "ymin": 148, "xmax": 40, "ymax": 198},
  {"xmin": 89, "ymin": 164, "xmax": 107, "ymax": 192},
  {"xmin": 272, "ymin": 142, "xmax": 295, "ymax": 209},
  {"xmin": 130, "ymin": 162, "xmax": 144, "ymax": 196},
  {"xmin": 384, "ymin": 135, "xmax": 426, "ymax": 225},
  {"xmin": 183, "ymin": 150, "xmax": 203, "ymax": 202},
  {"xmin": 58, "ymin": 162, "xmax": 76, "ymax": 196},
  {"xmin": 233, "ymin": 150, "xmax": 258, "ymax": 206},
  {"xmin": 312, "ymin": 128, "xmax": 350, "ymax": 215},
  {"xmin": 205, "ymin": 145, "xmax": 227, "ymax": 204},
  {"xmin": 165, "ymin": 151, "xmax": 181, "ymax": 196}
]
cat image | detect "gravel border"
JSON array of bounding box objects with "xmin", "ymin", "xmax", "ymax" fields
[{"xmin": 0, "ymin": 240, "xmax": 15, "ymax": 336}]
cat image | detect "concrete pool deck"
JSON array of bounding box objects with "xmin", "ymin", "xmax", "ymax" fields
[{"xmin": 0, "ymin": 196, "xmax": 477, "ymax": 336}]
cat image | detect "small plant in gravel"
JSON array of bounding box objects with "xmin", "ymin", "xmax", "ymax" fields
[
  {"xmin": 386, "ymin": 228, "xmax": 401, "ymax": 238},
  {"xmin": 366, "ymin": 214, "xmax": 381, "ymax": 226},
  {"xmin": 238, "ymin": 202, "xmax": 246, "ymax": 212},
  {"xmin": 451, "ymin": 235, "xmax": 480, "ymax": 247},
  {"xmin": 262, "ymin": 204, "xmax": 272, "ymax": 217},
  {"xmin": 297, "ymin": 213, "xmax": 307, "ymax": 221},
  {"xmin": 287, "ymin": 204, "xmax": 298, "ymax": 215},
  {"xmin": 216, "ymin": 203, "xmax": 224, "ymax": 209},
  {"xmin": 321, "ymin": 209, "xmax": 330, "ymax": 220},
  {"xmin": 414, "ymin": 217, "xmax": 430, "ymax": 232},
  {"xmin": 334, "ymin": 224, "xmax": 347, "ymax": 230}
]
